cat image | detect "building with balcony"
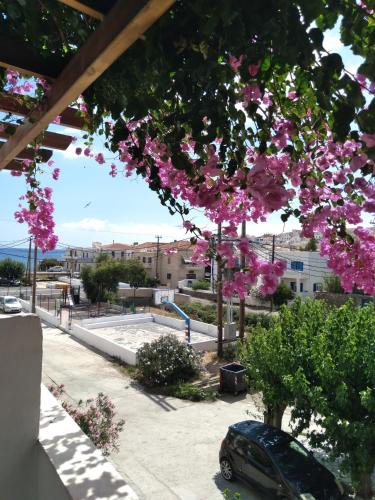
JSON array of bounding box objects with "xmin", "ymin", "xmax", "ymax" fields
[{"xmin": 64, "ymin": 240, "xmax": 206, "ymax": 289}]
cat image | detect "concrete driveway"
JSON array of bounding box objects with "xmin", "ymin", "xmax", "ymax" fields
[{"xmin": 41, "ymin": 324, "xmax": 268, "ymax": 500}]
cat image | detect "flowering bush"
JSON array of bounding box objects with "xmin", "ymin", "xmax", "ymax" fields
[
  {"xmin": 137, "ymin": 334, "xmax": 201, "ymax": 386},
  {"xmin": 48, "ymin": 384, "xmax": 125, "ymax": 456}
]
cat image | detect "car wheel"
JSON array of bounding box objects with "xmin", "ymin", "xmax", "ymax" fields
[{"xmin": 220, "ymin": 458, "xmax": 235, "ymax": 481}]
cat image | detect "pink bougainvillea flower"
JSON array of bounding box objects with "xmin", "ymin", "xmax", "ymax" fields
[
  {"xmin": 228, "ymin": 54, "xmax": 243, "ymax": 72},
  {"xmin": 248, "ymin": 63, "xmax": 260, "ymax": 76}
]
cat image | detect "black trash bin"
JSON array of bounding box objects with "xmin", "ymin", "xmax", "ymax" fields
[{"xmin": 220, "ymin": 362, "xmax": 247, "ymax": 395}]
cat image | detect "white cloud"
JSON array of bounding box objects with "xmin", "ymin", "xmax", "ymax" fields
[{"xmin": 58, "ymin": 218, "xmax": 189, "ymax": 243}]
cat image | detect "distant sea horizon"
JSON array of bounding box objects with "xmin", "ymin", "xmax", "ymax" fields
[{"xmin": 0, "ymin": 247, "xmax": 65, "ymax": 270}]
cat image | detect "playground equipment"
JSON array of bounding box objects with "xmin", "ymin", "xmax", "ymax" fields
[{"xmin": 161, "ymin": 299, "xmax": 191, "ymax": 345}]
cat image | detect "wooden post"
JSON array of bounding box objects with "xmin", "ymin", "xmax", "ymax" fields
[
  {"xmin": 31, "ymin": 241, "xmax": 37, "ymax": 313},
  {"xmin": 270, "ymin": 234, "xmax": 276, "ymax": 312},
  {"xmin": 239, "ymin": 220, "xmax": 246, "ymax": 340},
  {"xmin": 217, "ymin": 223, "xmax": 223, "ymax": 357}
]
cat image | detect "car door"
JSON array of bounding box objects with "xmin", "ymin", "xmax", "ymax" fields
[
  {"xmin": 227, "ymin": 433, "xmax": 249, "ymax": 476},
  {"xmin": 242, "ymin": 442, "xmax": 285, "ymax": 497}
]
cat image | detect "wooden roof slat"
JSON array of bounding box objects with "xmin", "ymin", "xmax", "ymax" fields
[
  {"xmin": 0, "ymin": 142, "xmax": 53, "ymax": 162},
  {"xmin": 0, "ymin": 0, "xmax": 174, "ymax": 171},
  {"xmin": 0, "ymin": 94, "xmax": 87, "ymax": 130},
  {"xmin": 0, "ymin": 122, "xmax": 72, "ymax": 150},
  {"xmin": 2, "ymin": 159, "xmax": 23, "ymax": 172},
  {"xmin": 0, "ymin": 35, "xmax": 66, "ymax": 80},
  {"xmin": 57, "ymin": 0, "xmax": 105, "ymax": 20}
]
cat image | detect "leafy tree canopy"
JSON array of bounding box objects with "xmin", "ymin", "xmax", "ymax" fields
[{"xmin": 0, "ymin": 258, "xmax": 25, "ymax": 280}]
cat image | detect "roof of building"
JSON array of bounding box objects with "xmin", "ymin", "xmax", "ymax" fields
[{"xmin": 99, "ymin": 239, "xmax": 193, "ymax": 252}]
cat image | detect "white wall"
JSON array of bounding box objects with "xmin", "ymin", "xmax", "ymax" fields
[
  {"xmin": 39, "ymin": 386, "xmax": 138, "ymax": 500},
  {"xmin": 190, "ymin": 318, "xmax": 217, "ymax": 337},
  {"xmin": 19, "ymin": 298, "xmax": 61, "ymax": 327},
  {"xmin": 153, "ymin": 314, "xmax": 185, "ymax": 330},
  {"xmin": 71, "ymin": 324, "xmax": 137, "ymax": 365},
  {"xmin": 0, "ymin": 314, "xmax": 42, "ymax": 498}
]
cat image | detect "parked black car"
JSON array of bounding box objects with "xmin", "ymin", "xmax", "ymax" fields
[{"xmin": 219, "ymin": 420, "xmax": 345, "ymax": 500}]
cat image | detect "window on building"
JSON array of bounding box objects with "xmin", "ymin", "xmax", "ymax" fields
[
  {"xmin": 142, "ymin": 257, "xmax": 146, "ymax": 263},
  {"xmin": 290, "ymin": 282, "xmax": 296, "ymax": 292},
  {"xmin": 291, "ymin": 261, "xmax": 304, "ymax": 271},
  {"xmin": 300, "ymin": 282, "xmax": 304, "ymax": 292},
  {"xmin": 148, "ymin": 257, "xmax": 152, "ymax": 263},
  {"xmin": 313, "ymin": 283, "xmax": 323, "ymax": 292},
  {"xmin": 167, "ymin": 273, "xmax": 172, "ymax": 280},
  {"xmin": 121, "ymin": 251, "xmax": 124, "ymax": 258},
  {"xmin": 111, "ymin": 251, "xmax": 115, "ymax": 258},
  {"xmin": 167, "ymin": 257, "xmax": 171, "ymax": 264}
]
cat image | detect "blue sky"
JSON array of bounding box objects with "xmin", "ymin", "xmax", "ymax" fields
[{"xmin": 0, "ymin": 25, "xmax": 370, "ymax": 248}]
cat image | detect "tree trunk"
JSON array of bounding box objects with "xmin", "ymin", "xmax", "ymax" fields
[
  {"xmin": 264, "ymin": 404, "xmax": 286, "ymax": 429},
  {"xmin": 357, "ymin": 470, "xmax": 374, "ymax": 499}
]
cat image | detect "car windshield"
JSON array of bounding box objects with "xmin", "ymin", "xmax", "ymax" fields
[
  {"xmin": 271, "ymin": 438, "xmax": 313, "ymax": 478},
  {"xmin": 5, "ymin": 298, "xmax": 18, "ymax": 304}
]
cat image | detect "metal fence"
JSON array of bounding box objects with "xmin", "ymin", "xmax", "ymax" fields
[{"xmin": 69, "ymin": 297, "xmax": 151, "ymax": 321}]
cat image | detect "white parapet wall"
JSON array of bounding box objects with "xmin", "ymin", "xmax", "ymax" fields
[
  {"xmin": 19, "ymin": 298, "xmax": 61, "ymax": 328},
  {"xmin": 71, "ymin": 323, "xmax": 137, "ymax": 365},
  {"xmin": 190, "ymin": 318, "xmax": 217, "ymax": 337},
  {"xmin": 39, "ymin": 385, "xmax": 138, "ymax": 500},
  {"xmin": 153, "ymin": 314, "xmax": 186, "ymax": 330},
  {"xmin": 81, "ymin": 313, "xmax": 153, "ymax": 330}
]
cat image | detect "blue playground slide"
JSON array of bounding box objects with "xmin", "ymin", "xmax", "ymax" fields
[{"xmin": 162, "ymin": 300, "xmax": 191, "ymax": 345}]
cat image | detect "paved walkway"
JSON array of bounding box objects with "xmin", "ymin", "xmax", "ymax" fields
[{"xmin": 41, "ymin": 324, "xmax": 267, "ymax": 500}]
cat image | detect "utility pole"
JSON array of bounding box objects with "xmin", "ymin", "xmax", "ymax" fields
[
  {"xmin": 239, "ymin": 220, "xmax": 246, "ymax": 340},
  {"xmin": 270, "ymin": 234, "xmax": 276, "ymax": 313},
  {"xmin": 31, "ymin": 239, "xmax": 37, "ymax": 313},
  {"xmin": 25, "ymin": 236, "xmax": 32, "ymax": 285},
  {"xmin": 155, "ymin": 235, "xmax": 162, "ymax": 281},
  {"xmin": 216, "ymin": 223, "xmax": 223, "ymax": 357}
]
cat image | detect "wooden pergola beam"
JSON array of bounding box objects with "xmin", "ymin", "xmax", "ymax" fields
[
  {"xmin": 0, "ymin": 94, "xmax": 87, "ymax": 130},
  {"xmin": 0, "ymin": 0, "xmax": 174, "ymax": 171},
  {"xmin": 0, "ymin": 143, "xmax": 53, "ymax": 163},
  {"xmin": 57, "ymin": 0, "xmax": 105, "ymax": 21},
  {"xmin": 0, "ymin": 122, "xmax": 72, "ymax": 150}
]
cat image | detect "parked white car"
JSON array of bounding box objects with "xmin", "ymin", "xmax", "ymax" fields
[
  {"xmin": 0, "ymin": 296, "xmax": 22, "ymax": 313},
  {"xmin": 48, "ymin": 266, "xmax": 64, "ymax": 272}
]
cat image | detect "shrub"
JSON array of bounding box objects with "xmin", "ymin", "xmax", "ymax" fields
[
  {"xmin": 221, "ymin": 342, "xmax": 237, "ymax": 361},
  {"xmin": 137, "ymin": 334, "xmax": 201, "ymax": 386},
  {"xmin": 166, "ymin": 382, "xmax": 217, "ymax": 401},
  {"xmin": 269, "ymin": 282, "xmax": 294, "ymax": 307},
  {"xmin": 49, "ymin": 384, "xmax": 125, "ymax": 456},
  {"xmin": 192, "ymin": 279, "xmax": 210, "ymax": 291}
]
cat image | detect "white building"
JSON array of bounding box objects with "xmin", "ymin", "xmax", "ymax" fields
[{"xmin": 272, "ymin": 249, "xmax": 331, "ymax": 296}]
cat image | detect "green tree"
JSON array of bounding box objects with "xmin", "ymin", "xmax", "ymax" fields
[
  {"xmin": 0, "ymin": 258, "xmax": 25, "ymax": 281},
  {"xmin": 304, "ymin": 238, "xmax": 318, "ymax": 251},
  {"xmin": 324, "ymin": 275, "xmax": 344, "ymax": 293},
  {"xmin": 270, "ymin": 282, "xmax": 294, "ymax": 308},
  {"xmin": 121, "ymin": 259, "xmax": 147, "ymax": 286},
  {"xmin": 81, "ymin": 259, "xmax": 147, "ymax": 302},
  {"xmin": 95, "ymin": 253, "xmax": 110, "ymax": 265},
  {"xmin": 39, "ymin": 258, "xmax": 61, "ymax": 271},
  {"xmin": 291, "ymin": 302, "xmax": 375, "ymax": 498},
  {"xmin": 238, "ymin": 299, "xmax": 327, "ymax": 428}
]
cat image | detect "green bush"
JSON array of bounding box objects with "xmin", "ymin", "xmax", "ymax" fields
[
  {"xmin": 192, "ymin": 279, "xmax": 210, "ymax": 291},
  {"xmin": 137, "ymin": 334, "xmax": 201, "ymax": 386},
  {"xmin": 166, "ymin": 382, "xmax": 217, "ymax": 401}
]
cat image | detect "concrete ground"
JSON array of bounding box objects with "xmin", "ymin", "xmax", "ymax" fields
[
  {"xmin": 41, "ymin": 323, "xmax": 268, "ymax": 500},
  {"xmin": 95, "ymin": 321, "xmax": 211, "ymax": 350}
]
